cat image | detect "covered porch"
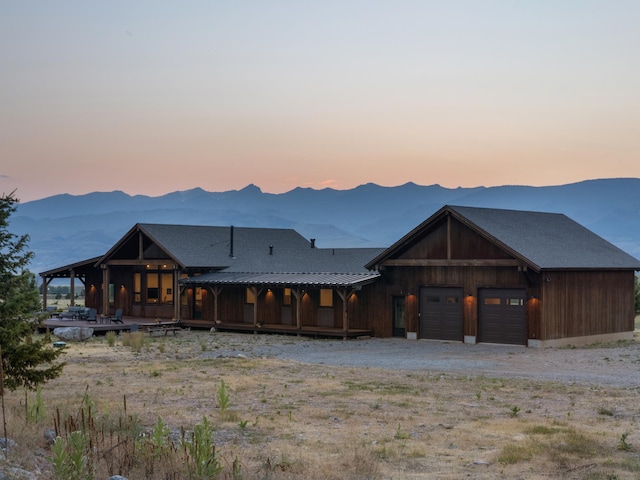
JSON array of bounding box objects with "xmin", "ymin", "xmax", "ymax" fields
[{"xmin": 180, "ymin": 271, "xmax": 380, "ymax": 339}]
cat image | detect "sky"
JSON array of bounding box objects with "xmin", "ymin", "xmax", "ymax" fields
[{"xmin": 2, "ymin": 1, "xmax": 640, "ymax": 202}]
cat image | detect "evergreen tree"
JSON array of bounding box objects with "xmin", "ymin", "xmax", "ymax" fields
[{"xmin": 0, "ymin": 191, "xmax": 64, "ymax": 391}]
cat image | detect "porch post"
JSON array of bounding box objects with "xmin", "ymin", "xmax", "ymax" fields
[
  {"xmin": 101, "ymin": 265, "xmax": 110, "ymax": 315},
  {"xmin": 291, "ymin": 288, "xmax": 303, "ymax": 330},
  {"xmin": 337, "ymin": 288, "xmax": 353, "ymax": 334},
  {"xmin": 173, "ymin": 265, "xmax": 180, "ymax": 321},
  {"xmin": 42, "ymin": 277, "xmax": 51, "ymax": 309},
  {"xmin": 212, "ymin": 286, "xmax": 223, "ymax": 322},
  {"xmin": 69, "ymin": 269, "xmax": 75, "ymax": 306},
  {"xmin": 250, "ymin": 286, "xmax": 263, "ymax": 327}
]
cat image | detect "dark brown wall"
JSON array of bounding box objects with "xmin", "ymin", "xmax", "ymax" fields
[
  {"xmin": 540, "ymin": 270, "xmax": 635, "ymax": 340},
  {"xmin": 372, "ymin": 265, "xmax": 531, "ymax": 338}
]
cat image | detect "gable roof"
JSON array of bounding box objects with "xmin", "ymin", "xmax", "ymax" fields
[
  {"xmin": 99, "ymin": 223, "xmax": 314, "ymax": 269},
  {"xmin": 366, "ymin": 205, "xmax": 640, "ymax": 272},
  {"xmin": 98, "ymin": 223, "xmax": 384, "ymax": 287}
]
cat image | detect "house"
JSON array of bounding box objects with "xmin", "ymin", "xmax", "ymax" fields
[
  {"xmin": 365, "ymin": 205, "xmax": 640, "ymax": 347},
  {"xmin": 40, "ymin": 206, "xmax": 640, "ymax": 346},
  {"xmin": 40, "ymin": 223, "xmax": 384, "ymax": 338}
]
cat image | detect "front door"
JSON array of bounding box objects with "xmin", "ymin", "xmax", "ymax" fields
[{"xmin": 392, "ymin": 296, "xmax": 406, "ymax": 337}]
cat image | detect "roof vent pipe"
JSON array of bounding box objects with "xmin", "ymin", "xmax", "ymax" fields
[
  {"xmin": 269, "ymin": 245, "xmax": 273, "ymax": 255},
  {"xmin": 229, "ymin": 226, "xmax": 234, "ymax": 258},
  {"xmin": 310, "ymin": 238, "xmax": 316, "ymax": 248}
]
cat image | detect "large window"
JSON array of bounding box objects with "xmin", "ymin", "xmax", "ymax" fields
[{"xmin": 145, "ymin": 265, "xmax": 174, "ymax": 305}]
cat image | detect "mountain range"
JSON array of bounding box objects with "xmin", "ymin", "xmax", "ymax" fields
[{"xmin": 10, "ymin": 178, "xmax": 640, "ymax": 275}]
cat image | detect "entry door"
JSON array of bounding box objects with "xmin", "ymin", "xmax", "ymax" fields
[
  {"xmin": 478, "ymin": 288, "xmax": 526, "ymax": 345},
  {"xmin": 419, "ymin": 287, "xmax": 463, "ymax": 341},
  {"xmin": 392, "ymin": 296, "xmax": 406, "ymax": 337}
]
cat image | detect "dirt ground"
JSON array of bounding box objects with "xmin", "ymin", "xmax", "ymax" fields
[{"xmin": 6, "ymin": 329, "xmax": 640, "ymax": 479}]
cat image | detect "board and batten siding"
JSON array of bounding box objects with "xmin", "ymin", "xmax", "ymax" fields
[
  {"xmin": 539, "ymin": 270, "xmax": 636, "ymax": 340},
  {"xmin": 376, "ymin": 265, "xmax": 533, "ymax": 339}
]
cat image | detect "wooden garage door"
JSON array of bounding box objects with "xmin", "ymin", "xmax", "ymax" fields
[
  {"xmin": 478, "ymin": 288, "xmax": 526, "ymax": 345},
  {"xmin": 419, "ymin": 287, "xmax": 463, "ymax": 341}
]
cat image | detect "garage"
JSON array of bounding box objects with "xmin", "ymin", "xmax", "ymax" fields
[
  {"xmin": 419, "ymin": 287, "xmax": 463, "ymax": 341},
  {"xmin": 478, "ymin": 288, "xmax": 526, "ymax": 345}
]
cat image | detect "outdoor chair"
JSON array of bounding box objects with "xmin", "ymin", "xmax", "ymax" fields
[
  {"xmin": 109, "ymin": 308, "xmax": 124, "ymax": 324},
  {"xmin": 86, "ymin": 308, "xmax": 98, "ymax": 323}
]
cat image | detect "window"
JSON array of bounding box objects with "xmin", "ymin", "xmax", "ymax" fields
[
  {"xmin": 507, "ymin": 298, "xmax": 524, "ymax": 306},
  {"xmin": 147, "ymin": 273, "xmax": 159, "ymax": 303},
  {"xmin": 445, "ymin": 296, "xmax": 459, "ymax": 304},
  {"xmin": 320, "ymin": 289, "xmax": 333, "ymax": 307},
  {"xmin": 134, "ymin": 273, "xmax": 141, "ymax": 303},
  {"xmin": 283, "ymin": 288, "xmax": 291, "ymax": 306},
  {"xmin": 143, "ymin": 269, "xmax": 175, "ymax": 305},
  {"xmin": 484, "ymin": 297, "xmax": 501, "ymax": 305},
  {"xmin": 246, "ymin": 288, "xmax": 255, "ymax": 304}
]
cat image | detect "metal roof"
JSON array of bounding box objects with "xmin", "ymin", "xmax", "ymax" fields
[{"xmin": 181, "ymin": 271, "xmax": 381, "ymax": 288}]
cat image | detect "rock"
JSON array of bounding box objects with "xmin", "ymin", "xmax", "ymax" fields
[
  {"xmin": 108, "ymin": 476, "xmax": 129, "ymax": 480},
  {"xmin": 53, "ymin": 327, "xmax": 94, "ymax": 341},
  {"xmin": 43, "ymin": 429, "xmax": 57, "ymax": 445},
  {"xmin": 0, "ymin": 437, "xmax": 17, "ymax": 451}
]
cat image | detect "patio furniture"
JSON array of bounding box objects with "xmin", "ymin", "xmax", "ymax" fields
[
  {"xmin": 86, "ymin": 308, "xmax": 98, "ymax": 323},
  {"xmin": 105, "ymin": 308, "xmax": 123, "ymax": 324}
]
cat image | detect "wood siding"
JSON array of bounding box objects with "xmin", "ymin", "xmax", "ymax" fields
[
  {"xmin": 377, "ymin": 265, "xmax": 531, "ymax": 338},
  {"xmin": 539, "ymin": 270, "xmax": 635, "ymax": 340}
]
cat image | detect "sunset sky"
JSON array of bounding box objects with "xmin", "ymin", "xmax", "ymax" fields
[{"xmin": 2, "ymin": 1, "xmax": 640, "ymax": 202}]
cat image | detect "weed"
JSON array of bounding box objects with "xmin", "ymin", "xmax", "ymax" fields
[
  {"xmin": 217, "ymin": 379, "xmax": 231, "ymax": 421},
  {"xmin": 50, "ymin": 431, "xmax": 93, "ymax": 480},
  {"xmin": 394, "ymin": 424, "xmax": 409, "ymax": 440},
  {"xmin": 183, "ymin": 416, "xmax": 222, "ymax": 479},
  {"xmin": 618, "ymin": 432, "xmax": 632, "ymax": 451},
  {"xmin": 105, "ymin": 331, "xmax": 117, "ymax": 347},
  {"xmin": 27, "ymin": 386, "xmax": 47, "ymax": 423},
  {"xmin": 510, "ymin": 406, "xmax": 521, "ymax": 417}
]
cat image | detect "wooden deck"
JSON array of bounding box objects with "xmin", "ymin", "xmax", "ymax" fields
[
  {"xmin": 40, "ymin": 316, "xmax": 372, "ymax": 339},
  {"xmin": 208, "ymin": 321, "xmax": 373, "ymax": 339}
]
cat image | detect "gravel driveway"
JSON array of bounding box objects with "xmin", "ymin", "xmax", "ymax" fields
[{"xmin": 206, "ymin": 333, "xmax": 640, "ymax": 389}]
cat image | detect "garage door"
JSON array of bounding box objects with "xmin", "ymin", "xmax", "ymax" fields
[
  {"xmin": 419, "ymin": 287, "xmax": 463, "ymax": 341},
  {"xmin": 478, "ymin": 288, "xmax": 526, "ymax": 345}
]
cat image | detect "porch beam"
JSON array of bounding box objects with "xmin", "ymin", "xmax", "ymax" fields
[{"xmin": 103, "ymin": 259, "xmax": 174, "ymax": 266}]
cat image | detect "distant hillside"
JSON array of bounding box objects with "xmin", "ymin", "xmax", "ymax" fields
[{"xmin": 11, "ymin": 178, "xmax": 640, "ymax": 275}]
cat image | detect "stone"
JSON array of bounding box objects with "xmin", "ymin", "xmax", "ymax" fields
[
  {"xmin": 43, "ymin": 429, "xmax": 57, "ymax": 445},
  {"xmin": 53, "ymin": 327, "xmax": 94, "ymax": 341},
  {"xmin": 0, "ymin": 437, "xmax": 17, "ymax": 451},
  {"xmin": 108, "ymin": 476, "xmax": 129, "ymax": 480}
]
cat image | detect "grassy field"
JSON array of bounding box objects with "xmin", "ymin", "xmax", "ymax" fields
[{"xmin": 2, "ymin": 330, "xmax": 640, "ymax": 479}]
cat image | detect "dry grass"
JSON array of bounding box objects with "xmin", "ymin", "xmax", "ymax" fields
[{"xmin": 2, "ymin": 331, "xmax": 640, "ymax": 479}]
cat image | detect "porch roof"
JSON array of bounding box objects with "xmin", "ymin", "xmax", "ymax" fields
[{"xmin": 180, "ymin": 271, "xmax": 381, "ymax": 288}]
